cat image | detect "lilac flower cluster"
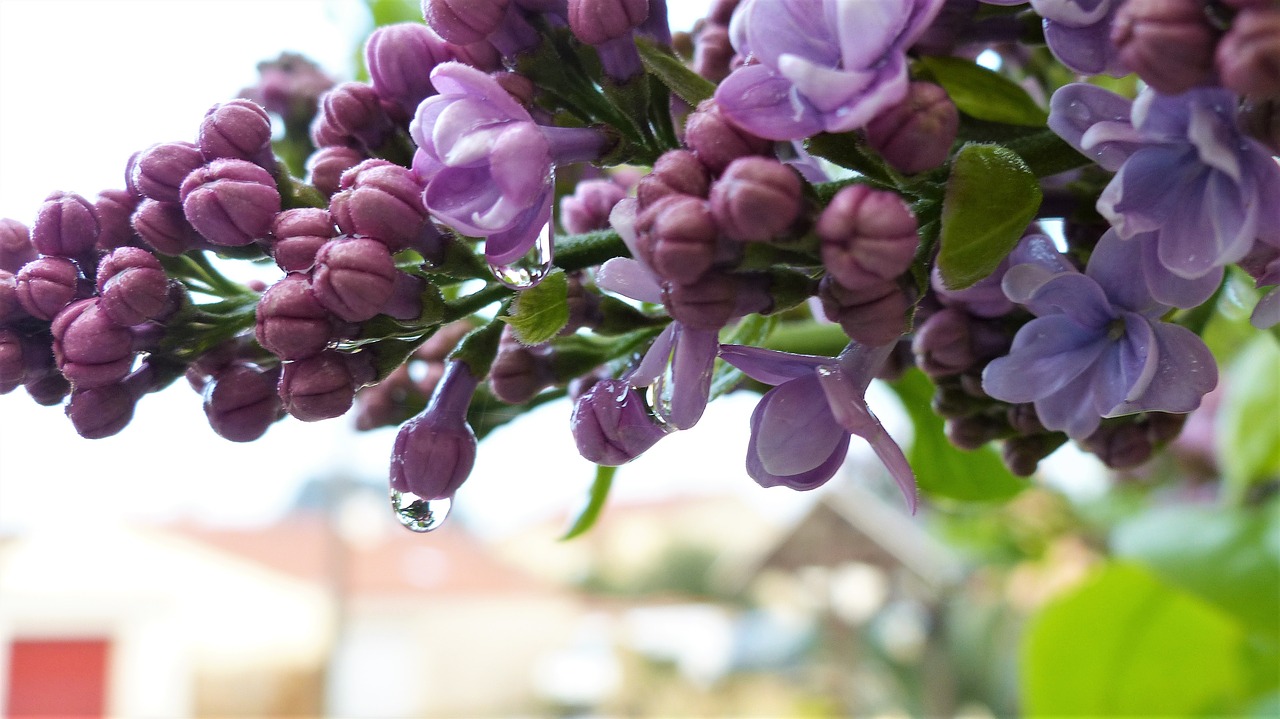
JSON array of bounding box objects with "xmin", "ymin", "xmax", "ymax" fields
[{"xmin": 5, "ymin": 0, "xmax": 1279, "ymax": 533}]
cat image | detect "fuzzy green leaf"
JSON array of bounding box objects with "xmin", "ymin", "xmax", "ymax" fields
[
  {"xmin": 636, "ymin": 36, "xmax": 715, "ymax": 106},
  {"xmin": 919, "ymin": 55, "xmax": 1048, "ymax": 127},
  {"xmin": 504, "ymin": 269, "xmax": 569, "ymax": 345}
]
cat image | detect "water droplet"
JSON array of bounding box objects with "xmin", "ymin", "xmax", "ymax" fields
[
  {"xmin": 390, "ymin": 490, "xmax": 451, "ymax": 533},
  {"xmin": 488, "ymin": 220, "xmax": 555, "ymax": 290}
]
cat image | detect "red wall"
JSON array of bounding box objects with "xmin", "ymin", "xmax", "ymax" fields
[{"xmin": 5, "ymin": 639, "xmax": 109, "ymax": 718}]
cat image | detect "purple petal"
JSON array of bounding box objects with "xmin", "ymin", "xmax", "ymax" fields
[
  {"xmin": 746, "ymin": 389, "xmax": 851, "ymax": 491},
  {"xmin": 715, "ymin": 64, "xmax": 824, "ymax": 142},
  {"xmin": 596, "ymin": 257, "xmax": 662, "ymax": 304},
  {"xmin": 660, "ymin": 325, "xmax": 717, "ymax": 430},
  {"xmin": 736, "ymin": 0, "xmax": 840, "ymax": 70},
  {"xmin": 1006, "ymin": 266, "xmax": 1114, "ymax": 328},
  {"xmin": 818, "ymin": 55, "xmax": 911, "ymax": 134},
  {"xmin": 631, "ymin": 323, "xmax": 675, "ymax": 387},
  {"xmin": 718, "ymin": 344, "xmax": 829, "ymax": 386},
  {"xmin": 608, "ymin": 197, "xmax": 641, "ymax": 258},
  {"xmin": 1034, "ymin": 369, "xmax": 1104, "ymax": 439},
  {"xmin": 755, "ymin": 375, "xmax": 848, "ymax": 476},
  {"xmin": 982, "ymin": 315, "xmax": 1110, "ymax": 403},
  {"xmin": 1098, "ymin": 146, "xmax": 1194, "ymax": 238},
  {"xmin": 1108, "ymin": 322, "xmax": 1217, "ymax": 416},
  {"xmin": 834, "ymin": 1, "xmax": 909, "ymax": 68},
  {"xmin": 777, "ymin": 57, "xmax": 874, "ymax": 115},
  {"xmin": 1088, "ymin": 312, "xmax": 1157, "ymax": 415},
  {"xmin": 426, "ymin": 166, "xmax": 503, "ymax": 235},
  {"xmin": 483, "ymin": 190, "xmax": 551, "ymax": 265},
  {"xmin": 1086, "ymin": 229, "xmax": 1166, "ymax": 316},
  {"xmin": 861, "ymin": 418, "xmax": 919, "ymax": 514},
  {"xmin": 1251, "ymin": 287, "xmax": 1280, "ymax": 329},
  {"xmin": 1048, "ymin": 83, "xmax": 1138, "ymax": 171},
  {"xmin": 1042, "ymin": 19, "xmax": 1122, "ymax": 76},
  {"xmin": 429, "ymin": 62, "xmax": 531, "ymax": 123},
  {"xmin": 486, "ymin": 123, "xmax": 552, "ymax": 204}
]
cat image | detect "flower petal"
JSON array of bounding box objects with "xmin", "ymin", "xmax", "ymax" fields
[
  {"xmin": 596, "ymin": 257, "xmax": 663, "ymax": 304},
  {"xmin": 1108, "ymin": 321, "xmax": 1217, "ymax": 416},
  {"xmin": 1049, "ymin": 83, "xmax": 1138, "ymax": 171},
  {"xmin": 715, "ymin": 64, "xmax": 824, "ymax": 141},
  {"xmin": 719, "ymin": 344, "xmax": 830, "ymax": 386},
  {"xmin": 755, "ymin": 375, "xmax": 848, "ymax": 476},
  {"xmin": 982, "ymin": 315, "xmax": 1110, "ymax": 403}
]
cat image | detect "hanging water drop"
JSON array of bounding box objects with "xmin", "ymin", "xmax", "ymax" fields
[
  {"xmin": 390, "ymin": 489, "xmax": 451, "ymax": 533},
  {"xmin": 488, "ymin": 218, "xmax": 555, "ymax": 290}
]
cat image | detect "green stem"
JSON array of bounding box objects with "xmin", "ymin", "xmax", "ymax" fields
[
  {"xmin": 443, "ymin": 284, "xmax": 512, "ymax": 322},
  {"xmin": 555, "ymin": 230, "xmax": 630, "ymax": 271},
  {"xmin": 448, "ymin": 306, "xmax": 510, "ymax": 378}
]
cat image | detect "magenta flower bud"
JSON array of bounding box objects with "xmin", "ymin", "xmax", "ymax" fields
[
  {"xmin": 278, "ymin": 350, "xmax": 371, "ymax": 421},
  {"xmin": 945, "ymin": 415, "xmax": 1010, "ymax": 451},
  {"xmin": 709, "ymin": 157, "xmax": 803, "ymax": 242},
  {"xmin": 1082, "ymin": 422, "xmax": 1154, "ymax": 469},
  {"xmin": 270, "ymin": 208, "xmax": 337, "ymax": 273},
  {"xmin": 0, "ymin": 219, "xmax": 36, "ymax": 273},
  {"xmin": 315, "ymin": 82, "xmax": 395, "ymax": 151},
  {"xmin": 25, "ymin": 369, "xmax": 71, "ymax": 406},
  {"xmin": 311, "ymin": 236, "xmax": 398, "ymax": 322},
  {"xmin": 864, "ymin": 82, "xmax": 959, "ymax": 174},
  {"xmin": 560, "ymin": 179, "xmax": 627, "ymax": 234},
  {"xmin": 255, "ymin": 274, "xmax": 333, "ymax": 360},
  {"xmin": 366, "ymin": 23, "xmax": 453, "ymax": 118},
  {"xmin": 488, "ymin": 326, "xmax": 555, "ymax": 403},
  {"xmin": 569, "ymin": 0, "xmax": 648, "ymax": 44},
  {"xmin": 306, "ymin": 146, "xmax": 365, "ymax": 198},
  {"xmin": 390, "ymin": 360, "xmax": 480, "ymax": 500},
  {"xmin": 199, "ymin": 99, "xmax": 274, "ymax": 167},
  {"xmin": 32, "ymin": 191, "xmax": 99, "ymax": 259},
  {"xmin": 129, "ymin": 142, "xmax": 205, "ymax": 203},
  {"xmin": 819, "ymin": 184, "xmax": 919, "ymax": 290},
  {"xmin": 422, "ymin": 0, "xmax": 509, "ymax": 44},
  {"xmin": 0, "ymin": 329, "xmax": 23, "ymax": 394},
  {"xmin": 1218, "ymin": 7, "xmax": 1280, "ymax": 98},
  {"xmin": 1112, "ymin": 0, "xmax": 1219, "ymax": 95},
  {"xmin": 94, "ymin": 189, "xmax": 141, "ymax": 251},
  {"xmin": 16, "ymin": 256, "xmax": 83, "ymax": 321},
  {"xmin": 64, "ymin": 367, "xmax": 152, "ymax": 439},
  {"xmin": 0, "ymin": 270, "xmax": 23, "ymax": 325},
  {"xmin": 694, "ymin": 23, "xmax": 735, "ymax": 83},
  {"xmin": 911, "ymin": 307, "xmax": 975, "ymax": 378},
  {"xmin": 131, "ymin": 199, "xmax": 205, "ymax": 256},
  {"xmin": 819, "ymin": 276, "xmax": 910, "ymax": 345},
  {"xmin": 663, "ymin": 272, "xmax": 771, "ymax": 330},
  {"xmin": 203, "ymin": 362, "xmax": 284, "ymax": 442},
  {"xmin": 240, "ymin": 52, "xmax": 336, "ymax": 126},
  {"xmin": 180, "ymin": 159, "xmax": 281, "ymax": 247},
  {"xmin": 96, "ymin": 247, "xmax": 172, "ymax": 326},
  {"xmin": 637, "ymin": 150, "xmax": 711, "ymax": 207},
  {"xmin": 683, "ymin": 99, "xmax": 773, "ymax": 175},
  {"xmin": 329, "ymin": 160, "xmax": 429, "ymax": 250},
  {"xmin": 51, "ymin": 299, "xmax": 135, "ymax": 389},
  {"xmin": 634, "ymin": 194, "xmax": 719, "ymax": 284},
  {"xmin": 492, "ymin": 71, "xmax": 536, "ymax": 107},
  {"xmin": 570, "ymin": 378, "xmax": 669, "ymax": 465}
]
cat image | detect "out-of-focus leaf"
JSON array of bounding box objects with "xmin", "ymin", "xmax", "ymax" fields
[
  {"xmin": 889, "ymin": 369, "xmax": 1026, "ymax": 501},
  {"xmin": 1112, "ymin": 502, "xmax": 1280, "ymax": 638},
  {"xmin": 710, "ymin": 314, "xmax": 778, "ymax": 400},
  {"xmin": 938, "ymin": 143, "xmax": 1041, "ymax": 289},
  {"xmin": 503, "ymin": 269, "xmax": 569, "ymax": 345},
  {"xmin": 1023, "ymin": 562, "xmax": 1252, "ymax": 717},
  {"xmin": 636, "ymin": 36, "xmax": 714, "ymax": 106},
  {"xmin": 560, "ymin": 464, "xmax": 617, "ymax": 540},
  {"xmin": 919, "ymin": 56, "xmax": 1048, "ymax": 127},
  {"xmin": 1216, "ymin": 335, "xmax": 1280, "ymax": 498}
]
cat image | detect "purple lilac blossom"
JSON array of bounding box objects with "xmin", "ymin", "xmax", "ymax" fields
[
  {"xmin": 981, "ymin": 232, "xmax": 1218, "ymax": 440},
  {"xmin": 1050, "ymin": 84, "xmax": 1280, "ymax": 291},
  {"xmin": 714, "ymin": 0, "xmax": 946, "ymax": 140},
  {"xmin": 410, "ymin": 62, "xmax": 607, "ymax": 266},
  {"xmin": 1029, "ymin": 0, "xmax": 1127, "ymax": 76},
  {"xmin": 389, "ymin": 359, "xmax": 480, "ymax": 501},
  {"xmin": 719, "ymin": 341, "xmax": 917, "ymax": 511}
]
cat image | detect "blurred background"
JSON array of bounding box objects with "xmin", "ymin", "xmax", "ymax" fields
[{"xmin": 0, "ymin": 1, "xmax": 1276, "ymax": 717}]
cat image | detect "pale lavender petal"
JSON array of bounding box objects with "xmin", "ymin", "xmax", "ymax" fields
[
  {"xmin": 777, "ymin": 56, "xmax": 874, "ymax": 115},
  {"xmin": 1006, "ymin": 266, "xmax": 1114, "ymax": 328},
  {"xmin": 608, "ymin": 197, "xmax": 641, "ymax": 258},
  {"xmin": 719, "ymin": 344, "xmax": 829, "ymax": 386},
  {"xmin": 1086, "ymin": 229, "xmax": 1165, "ymax": 316},
  {"xmin": 819, "ymin": 55, "xmax": 911, "ymax": 134},
  {"xmin": 1160, "ymin": 169, "xmax": 1254, "ymax": 278},
  {"xmin": 715, "ymin": 64, "xmax": 824, "ymax": 141},
  {"xmin": 596, "ymin": 257, "xmax": 663, "ymax": 304},
  {"xmin": 834, "ymin": 1, "xmax": 908, "ymax": 68},
  {"xmin": 486, "ymin": 123, "xmax": 552, "ymax": 204},
  {"xmin": 741, "ymin": 0, "xmax": 840, "ymax": 69},
  {"xmin": 982, "ymin": 315, "xmax": 1110, "ymax": 403},
  {"xmin": 755, "ymin": 374, "xmax": 848, "ymax": 476},
  {"xmin": 1087, "ymin": 312, "xmax": 1157, "ymax": 415},
  {"xmin": 429, "ymin": 62, "xmax": 531, "ymax": 123},
  {"xmin": 1108, "ymin": 322, "xmax": 1217, "ymax": 416},
  {"xmin": 482, "ymin": 190, "xmax": 551, "ymax": 265},
  {"xmin": 1098, "ymin": 146, "xmax": 1193, "ymax": 237},
  {"xmin": 426, "ymin": 166, "xmax": 504, "ymax": 235},
  {"xmin": 1048, "ymin": 83, "xmax": 1138, "ymax": 171},
  {"xmin": 746, "ymin": 405, "xmax": 851, "ymax": 491},
  {"xmin": 861, "ymin": 417, "xmax": 918, "ymax": 514},
  {"xmin": 631, "ymin": 323, "xmax": 675, "ymax": 387},
  {"xmin": 662, "ymin": 325, "xmax": 717, "ymax": 430},
  {"xmin": 1034, "ymin": 369, "xmax": 1104, "ymax": 439},
  {"xmin": 1135, "ymin": 231, "xmax": 1222, "ymax": 310},
  {"xmin": 1187, "ymin": 101, "xmax": 1243, "ymax": 181},
  {"xmin": 1251, "ymin": 287, "xmax": 1280, "ymax": 329}
]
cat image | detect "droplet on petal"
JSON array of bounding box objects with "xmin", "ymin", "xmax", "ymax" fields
[{"xmin": 488, "ymin": 219, "xmax": 554, "ymax": 289}]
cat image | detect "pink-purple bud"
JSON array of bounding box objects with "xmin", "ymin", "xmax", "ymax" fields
[
  {"xmin": 96, "ymin": 247, "xmax": 172, "ymax": 326},
  {"xmin": 203, "ymin": 362, "xmax": 284, "ymax": 442},
  {"xmin": 570, "ymin": 378, "xmax": 669, "ymax": 465},
  {"xmin": 1082, "ymin": 422, "xmax": 1154, "ymax": 469},
  {"xmin": 270, "ymin": 208, "xmax": 337, "ymax": 273},
  {"xmin": 422, "ymin": 0, "xmax": 509, "ymax": 44},
  {"xmin": 240, "ymin": 52, "xmax": 335, "ymax": 126},
  {"xmin": 693, "ymin": 23, "xmax": 735, "ymax": 82},
  {"xmin": 1218, "ymin": 7, "xmax": 1280, "ymax": 98},
  {"xmin": 1112, "ymin": 0, "xmax": 1219, "ymax": 95},
  {"xmin": 278, "ymin": 350, "xmax": 374, "ymax": 422},
  {"xmin": 818, "ymin": 276, "xmax": 910, "ymax": 345},
  {"xmin": 315, "ymin": 82, "xmax": 395, "ymax": 151},
  {"xmin": 568, "ymin": 0, "xmax": 648, "ymax": 45},
  {"xmin": 16, "ymin": 256, "xmax": 83, "ymax": 321},
  {"xmin": 634, "ymin": 194, "xmax": 720, "ymax": 284},
  {"xmin": 0, "ymin": 329, "xmax": 23, "ymax": 394},
  {"xmin": 130, "ymin": 142, "xmax": 206, "ymax": 203},
  {"xmin": 306, "ymin": 146, "xmax": 366, "ymax": 198},
  {"xmin": 709, "ymin": 157, "xmax": 803, "ymax": 242},
  {"xmin": 488, "ymin": 326, "xmax": 555, "ymax": 403},
  {"xmin": 32, "ymin": 192, "xmax": 99, "ymax": 259},
  {"xmin": 683, "ymin": 100, "xmax": 773, "ymax": 175},
  {"xmin": 663, "ymin": 271, "xmax": 771, "ymax": 330},
  {"xmin": 819, "ymin": 184, "xmax": 919, "ymax": 290},
  {"xmin": 329, "ymin": 160, "xmax": 429, "ymax": 250},
  {"xmin": 864, "ymin": 82, "xmax": 959, "ymax": 174},
  {"xmin": 94, "ymin": 190, "xmax": 141, "ymax": 251},
  {"xmin": 51, "ymin": 299, "xmax": 135, "ymax": 388},
  {"xmin": 180, "ymin": 159, "xmax": 281, "ymax": 247},
  {"xmin": 637, "ymin": 150, "xmax": 711, "ymax": 207},
  {"xmin": 199, "ymin": 99, "xmax": 275, "ymax": 168},
  {"xmin": 132, "ymin": 199, "xmax": 205, "ymax": 256},
  {"xmin": 0, "ymin": 219, "xmax": 36, "ymax": 273},
  {"xmin": 389, "ymin": 360, "xmax": 480, "ymax": 500},
  {"xmin": 64, "ymin": 366, "xmax": 152, "ymax": 439},
  {"xmin": 911, "ymin": 307, "xmax": 975, "ymax": 378},
  {"xmin": 0, "ymin": 271, "xmax": 23, "ymax": 324},
  {"xmin": 561, "ymin": 179, "xmax": 628, "ymax": 234},
  {"xmin": 365, "ymin": 23, "xmax": 452, "ymax": 118},
  {"xmin": 255, "ymin": 274, "xmax": 333, "ymax": 360},
  {"xmin": 311, "ymin": 236, "xmax": 398, "ymax": 322}
]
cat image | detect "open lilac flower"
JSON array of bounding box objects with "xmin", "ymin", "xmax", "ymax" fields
[
  {"xmin": 1050, "ymin": 84, "xmax": 1280, "ymax": 285},
  {"xmin": 720, "ymin": 341, "xmax": 917, "ymax": 512},
  {"xmin": 714, "ymin": 0, "xmax": 945, "ymax": 140},
  {"xmin": 409, "ymin": 62, "xmax": 608, "ymax": 266},
  {"xmin": 1030, "ymin": 0, "xmax": 1126, "ymax": 76},
  {"xmin": 982, "ymin": 233, "xmax": 1218, "ymax": 440}
]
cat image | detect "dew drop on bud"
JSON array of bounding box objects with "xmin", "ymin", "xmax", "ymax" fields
[
  {"xmin": 390, "ymin": 489, "xmax": 451, "ymax": 533},
  {"xmin": 488, "ymin": 219, "xmax": 555, "ymax": 290}
]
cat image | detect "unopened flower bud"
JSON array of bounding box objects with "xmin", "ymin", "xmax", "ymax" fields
[
  {"xmin": 204, "ymin": 362, "xmax": 284, "ymax": 442},
  {"xmin": 819, "ymin": 184, "xmax": 919, "ymax": 290},
  {"xmin": 864, "ymin": 82, "xmax": 959, "ymax": 174},
  {"xmin": 489, "ymin": 326, "xmax": 555, "ymax": 403},
  {"xmin": 240, "ymin": 52, "xmax": 335, "ymax": 126},
  {"xmin": 390, "ymin": 360, "xmax": 480, "ymax": 500},
  {"xmin": 311, "ymin": 236, "xmax": 398, "ymax": 322},
  {"xmin": 422, "ymin": 0, "xmax": 509, "ymax": 44},
  {"xmin": 51, "ymin": 299, "xmax": 135, "ymax": 388},
  {"xmin": 1083, "ymin": 421, "xmax": 1154, "ymax": 469},
  {"xmin": 199, "ymin": 99, "xmax": 274, "ymax": 168},
  {"xmin": 366, "ymin": 23, "xmax": 452, "ymax": 118},
  {"xmin": 693, "ymin": 23, "xmax": 735, "ymax": 82},
  {"xmin": 130, "ymin": 142, "xmax": 206, "ymax": 203},
  {"xmin": 307, "ymin": 146, "xmax": 366, "ymax": 198},
  {"xmin": 131, "ymin": 199, "xmax": 205, "ymax": 256},
  {"xmin": 1007, "ymin": 403, "xmax": 1046, "ymax": 436},
  {"xmin": 64, "ymin": 367, "xmax": 152, "ymax": 439},
  {"xmin": 634, "ymin": 194, "xmax": 719, "ymax": 284},
  {"xmin": 0, "ymin": 219, "xmax": 36, "ymax": 273},
  {"xmin": 96, "ymin": 247, "xmax": 172, "ymax": 326},
  {"xmin": 945, "ymin": 415, "xmax": 1010, "ymax": 450},
  {"xmin": 663, "ymin": 271, "xmax": 771, "ymax": 330},
  {"xmin": 561, "ymin": 179, "xmax": 628, "ymax": 234},
  {"xmin": 1112, "ymin": 0, "xmax": 1219, "ymax": 94},
  {"xmin": 0, "ymin": 271, "xmax": 23, "ymax": 324},
  {"xmin": 709, "ymin": 157, "xmax": 803, "ymax": 242},
  {"xmin": 1240, "ymin": 96, "xmax": 1280, "ymax": 154},
  {"xmin": 571, "ymin": 378, "xmax": 669, "ymax": 465},
  {"xmin": 329, "ymin": 160, "xmax": 429, "ymax": 250},
  {"xmin": 270, "ymin": 208, "xmax": 337, "ymax": 272},
  {"xmin": 315, "ymin": 82, "xmax": 395, "ymax": 151},
  {"xmin": 16, "ymin": 256, "xmax": 83, "ymax": 320},
  {"xmin": 32, "ymin": 192, "xmax": 99, "ymax": 259},
  {"xmin": 684, "ymin": 100, "xmax": 773, "ymax": 175},
  {"xmin": 569, "ymin": 0, "xmax": 648, "ymax": 44},
  {"xmin": 94, "ymin": 189, "xmax": 141, "ymax": 251},
  {"xmin": 637, "ymin": 150, "xmax": 711, "ymax": 206},
  {"xmin": 819, "ymin": 275, "xmax": 910, "ymax": 345},
  {"xmin": 912, "ymin": 307, "xmax": 976, "ymax": 377},
  {"xmin": 1002, "ymin": 433, "xmax": 1065, "ymax": 476},
  {"xmin": 255, "ymin": 274, "xmax": 333, "ymax": 360},
  {"xmin": 0, "ymin": 329, "xmax": 24, "ymax": 394},
  {"xmin": 180, "ymin": 159, "xmax": 281, "ymax": 246},
  {"xmin": 278, "ymin": 350, "xmax": 372, "ymax": 421},
  {"xmin": 1217, "ymin": 7, "xmax": 1280, "ymax": 98}
]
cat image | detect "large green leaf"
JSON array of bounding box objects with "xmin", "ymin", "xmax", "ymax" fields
[
  {"xmin": 1216, "ymin": 335, "xmax": 1280, "ymax": 499},
  {"xmin": 889, "ymin": 369, "xmax": 1026, "ymax": 501},
  {"xmin": 503, "ymin": 269, "xmax": 569, "ymax": 345},
  {"xmin": 1023, "ymin": 562, "xmax": 1254, "ymax": 717},
  {"xmin": 938, "ymin": 143, "xmax": 1042, "ymax": 289},
  {"xmin": 919, "ymin": 56, "xmax": 1048, "ymax": 127}
]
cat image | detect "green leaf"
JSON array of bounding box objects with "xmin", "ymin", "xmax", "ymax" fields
[
  {"xmin": 938, "ymin": 143, "xmax": 1042, "ymax": 290},
  {"xmin": 710, "ymin": 314, "xmax": 778, "ymax": 400},
  {"xmin": 1216, "ymin": 335, "xmax": 1280, "ymax": 498},
  {"xmin": 1113, "ymin": 503, "xmax": 1280, "ymax": 639},
  {"xmin": 889, "ymin": 369, "xmax": 1026, "ymax": 501},
  {"xmin": 1022, "ymin": 562, "xmax": 1254, "ymax": 717},
  {"xmin": 504, "ymin": 269, "xmax": 569, "ymax": 345},
  {"xmin": 636, "ymin": 36, "xmax": 715, "ymax": 106},
  {"xmin": 560, "ymin": 464, "xmax": 617, "ymax": 540},
  {"xmin": 919, "ymin": 56, "xmax": 1048, "ymax": 127}
]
